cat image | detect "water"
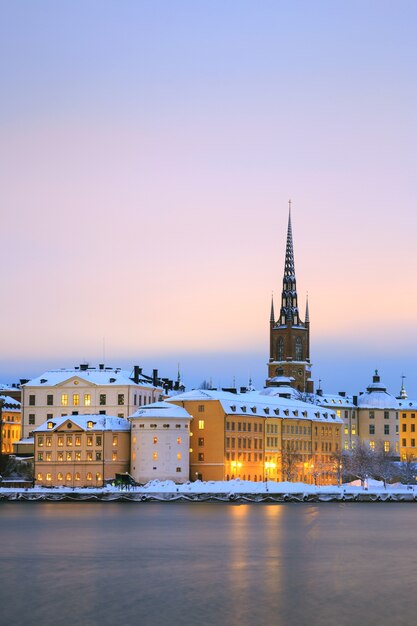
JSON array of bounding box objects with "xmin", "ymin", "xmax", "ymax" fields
[{"xmin": 0, "ymin": 502, "xmax": 415, "ymax": 626}]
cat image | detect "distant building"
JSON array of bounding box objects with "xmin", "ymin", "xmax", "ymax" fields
[
  {"xmin": 313, "ymin": 390, "xmax": 358, "ymax": 451},
  {"xmin": 21, "ymin": 364, "xmax": 165, "ymax": 438},
  {"xmin": 0, "ymin": 383, "xmax": 22, "ymax": 402},
  {"xmin": 397, "ymin": 396, "xmax": 417, "ymax": 461},
  {"xmin": 267, "ymin": 203, "xmax": 313, "ymax": 393},
  {"xmin": 168, "ymin": 388, "xmax": 342, "ymax": 485},
  {"xmin": 130, "ymin": 402, "xmax": 191, "ymax": 483},
  {"xmin": 356, "ymin": 371, "xmax": 400, "ymax": 456},
  {"xmin": 0, "ymin": 395, "xmax": 21, "ymax": 455},
  {"xmin": 34, "ymin": 414, "xmax": 130, "ymax": 487}
]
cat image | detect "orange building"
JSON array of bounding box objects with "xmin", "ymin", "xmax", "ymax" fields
[
  {"xmin": 398, "ymin": 400, "xmax": 417, "ymax": 461},
  {"xmin": 169, "ymin": 388, "xmax": 342, "ymax": 485},
  {"xmin": 0, "ymin": 395, "xmax": 21, "ymax": 455}
]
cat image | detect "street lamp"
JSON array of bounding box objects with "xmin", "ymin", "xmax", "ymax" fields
[
  {"xmin": 231, "ymin": 460, "xmax": 242, "ymax": 480},
  {"xmin": 264, "ymin": 461, "xmax": 276, "ymax": 491}
]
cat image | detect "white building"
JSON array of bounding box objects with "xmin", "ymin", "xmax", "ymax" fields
[
  {"xmin": 129, "ymin": 401, "xmax": 191, "ymax": 484},
  {"xmin": 21, "ymin": 364, "xmax": 164, "ymax": 439}
]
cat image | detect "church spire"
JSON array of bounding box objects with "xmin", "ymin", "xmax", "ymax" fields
[
  {"xmin": 270, "ymin": 293, "xmax": 275, "ymax": 323},
  {"xmin": 305, "ymin": 293, "xmax": 310, "ymax": 323},
  {"xmin": 280, "ymin": 200, "xmax": 299, "ymax": 325}
]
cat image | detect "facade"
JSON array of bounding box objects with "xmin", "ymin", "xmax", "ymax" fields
[
  {"xmin": 0, "ymin": 395, "xmax": 21, "ymax": 454},
  {"xmin": 267, "ymin": 204, "xmax": 313, "ymax": 393},
  {"xmin": 315, "ymin": 392, "xmax": 358, "ymax": 451},
  {"xmin": 169, "ymin": 388, "xmax": 342, "ymax": 485},
  {"xmin": 398, "ymin": 398, "xmax": 417, "ymax": 461},
  {"xmin": 21, "ymin": 364, "xmax": 164, "ymax": 439},
  {"xmin": 356, "ymin": 371, "xmax": 400, "ymax": 456},
  {"xmin": 130, "ymin": 402, "xmax": 191, "ymax": 483},
  {"xmin": 34, "ymin": 414, "xmax": 130, "ymax": 487}
]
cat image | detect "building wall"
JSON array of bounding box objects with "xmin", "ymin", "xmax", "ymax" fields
[
  {"xmin": 1, "ymin": 409, "xmax": 21, "ymax": 454},
  {"xmin": 22, "ymin": 378, "xmax": 162, "ymax": 438},
  {"xmin": 34, "ymin": 423, "xmax": 130, "ymax": 487},
  {"xmin": 399, "ymin": 408, "xmax": 417, "ymax": 460},
  {"xmin": 130, "ymin": 417, "xmax": 190, "ymax": 483},
  {"xmin": 357, "ymin": 408, "xmax": 399, "ymax": 455}
]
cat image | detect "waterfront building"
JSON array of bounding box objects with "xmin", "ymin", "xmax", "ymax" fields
[
  {"xmin": 314, "ymin": 391, "xmax": 358, "ymax": 451},
  {"xmin": 129, "ymin": 401, "xmax": 191, "ymax": 483},
  {"xmin": 34, "ymin": 414, "xmax": 130, "ymax": 487},
  {"xmin": 267, "ymin": 203, "xmax": 313, "ymax": 393},
  {"xmin": 21, "ymin": 364, "xmax": 165, "ymax": 439},
  {"xmin": 356, "ymin": 371, "xmax": 399, "ymax": 455},
  {"xmin": 397, "ymin": 397, "xmax": 417, "ymax": 461},
  {"xmin": 169, "ymin": 388, "xmax": 342, "ymax": 485},
  {"xmin": 0, "ymin": 395, "xmax": 21, "ymax": 454}
]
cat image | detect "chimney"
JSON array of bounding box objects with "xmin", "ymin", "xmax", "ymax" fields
[
  {"xmin": 132, "ymin": 365, "xmax": 141, "ymax": 384},
  {"xmin": 80, "ymin": 364, "xmax": 88, "ymax": 371},
  {"xmin": 353, "ymin": 395, "xmax": 358, "ymax": 405},
  {"xmin": 338, "ymin": 391, "xmax": 346, "ymax": 397},
  {"xmin": 99, "ymin": 364, "xmax": 104, "ymax": 370},
  {"xmin": 152, "ymin": 369, "xmax": 158, "ymax": 387}
]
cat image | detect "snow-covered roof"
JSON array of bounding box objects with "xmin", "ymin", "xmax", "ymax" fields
[
  {"xmin": 313, "ymin": 393, "xmax": 355, "ymax": 408},
  {"xmin": 34, "ymin": 414, "xmax": 131, "ymax": 432},
  {"xmin": 0, "ymin": 395, "xmax": 21, "ymax": 410},
  {"xmin": 130, "ymin": 401, "xmax": 191, "ymax": 420},
  {"xmin": 24, "ymin": 367, "xmax": 163, "ymax": 390},
  {"xmin": 168, "ymin": 389, "xmax": 343, "ymax": 423},
  {"xmin": 398, "ymin": 399, "xmax": 417, "ymax": 411},
  {"xmin": 356, "ymin": 372, "xmax": 399, "ymax": 409}
]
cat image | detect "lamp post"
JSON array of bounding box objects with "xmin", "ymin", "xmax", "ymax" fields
[
  {"xmin": 264, "ymin": 461, "xmax": 276, "ymax": 492},
  {"xmin": 231, "ymin": 460, "xmax": 242, "ymax": 480}
]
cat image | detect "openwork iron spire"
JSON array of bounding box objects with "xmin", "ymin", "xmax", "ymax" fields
[{"xmin": 280, "ymin": 200, "xmax": 299, "ymax": 324}]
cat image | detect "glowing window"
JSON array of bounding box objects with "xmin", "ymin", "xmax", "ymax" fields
[
  {"xmin": 96, "ymin": 472, "xmax": 102, "ymax": 482},
  {"xmin": 87, "ymin": 472, "xmax": 92, "ymax": 481},
  {"xmin": 113, "ymin": 435, "xmax": 118, "ymax": 447},
  {"xmin": 198, "ymin": 420, "xmax": 205, "ymax": 430},
  {"xmin": 177, "ymin": 452, "xmax": 182, "ymax": 460},
  {"xmin": 47, "ymin": 422, "xmax": 53, "ymax": 430},
  {"xmin": 75, "ymin": 436, "xmax": 81, "ymax": 446},
  {"xmin": 73, "ymin": 394, "xmax": 79, "ymax": 406},
  {"xmin": 75, "ymin": 452, "xmax": 81, "ymax": 461},
  {"xmin": 57, "ymin": 472, "xmax": 63, "ymax": 481},
  {"xmin": 66, "ymin": 451, "xmax": 72, "ymax": 461},
  {"xmin": 37, "ymin": 473, "xmax": 42, "ymax": 481},
  {"xmin": 46, "ymin": 473, "xmax": 52, "ymax": 481},
  {"xmin": 75, "ymin": 472, "xmax": 80, "ymax": 481},
  {"xmin": 84, "ymin": 394, "xmax": 91, "ymax": 407},
  {"xmin": 177, "ymin": 437, "xmax": 182, "ymax": 444},
  {"xmin": 112, "ymin": 452, "xmax": 117, "ymax": 461},
  {"xmin": 153, "ymin": 451, "xmax": 158, "ymax": 460},
  {"xmin": 58, "ymin": 452, "xmax": 63, "ymax": 461},
  {"xmin": 384, "ymin": 441, "xmax": 390, "ymax": 452},
  {"xmin": 38, "ymin": 436, "xmax": 44, "ymax": 447},
  {"xmin": 369, "ymin": 441, "xmax": 375, "ymax": 450},
  {"xmin": 61, "ymin": 394, "xmax": 68, "ymax": 406},
  {"xmin": 87, "ymin": 452, "xmax": 93, "ymax": 461},
  {"xmin": 66, "ymin": 436, "xmax": 72, "ymax": 446},
  {"xmin": 87, "ymin": 435, "xmax": 93, "ymax": 446}
]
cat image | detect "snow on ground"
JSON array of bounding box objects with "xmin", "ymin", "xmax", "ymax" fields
[{"xmin": 0, "ymin": 478, "xmax": 416, "ymax": 495}]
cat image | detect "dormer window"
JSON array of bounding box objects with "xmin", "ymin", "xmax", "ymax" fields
[
  {"xmin": 293, "ymin": 410, "xmax": 298, "ymax": 417},
  {"xmin": 284, "ymin": 409, "xmax": 289, "ymax": 416},
  {"xmin": 274, "ymin": 408, "xmax": 279, "ymax": 415},
  {"xmin": 230, "ymin": 405, "xmax": 236, "ymax": 412},
  {"xmin": 47, "ymin": 422, "xmax": 54, "ymax": 429},
  {"xmin": 251, "ymin": 407, "xmax": 256, "ymax": 414},
  {"xmin": 87, "ymin": 421, "xmax": 94, "ymax": 429},
  {"xmin": 264, "ymin": 408, "xmax": 270, "ymax": 415},
  {"xmin": 241, "ymin": 406, "xmax": 247, "ymax": 413}
]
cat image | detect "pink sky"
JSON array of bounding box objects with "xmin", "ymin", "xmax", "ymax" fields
[{"xmin": 1, "ymin": 2, "xmax": 417, "ymax": 396}]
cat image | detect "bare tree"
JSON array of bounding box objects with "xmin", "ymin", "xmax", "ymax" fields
[
  {"xmin": 343, "ymin": 442, "xmax": 374, "ymax": 487},
  {"xmin": 330, "ymin": 449, "xmax": 344, "ymax": 485},
  {"xmin": 372, "ymin": 444, "xmax": 395, "ymax": 487},
  {"xmin": 281, "ymin": 447, "xmax": 302, "ymax": 482},
  {"xmin": 399, "ymin": 453, "xmax": 417, "ymax": 485}
]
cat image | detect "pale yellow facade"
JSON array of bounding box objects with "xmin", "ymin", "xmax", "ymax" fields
[
  {"xmin": 1, "ymin": 408, "xmax": 21, "ymax": 454},
  {"xmin": 34, "ymin": 415, "xmax": 130, "ymax": 487}
]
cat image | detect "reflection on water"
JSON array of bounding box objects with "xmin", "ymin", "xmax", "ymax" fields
[{"xmin": 0, "ymin": 502, "xmax": 416, "ymax": 626}]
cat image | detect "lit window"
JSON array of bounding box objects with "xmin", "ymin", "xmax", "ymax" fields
[
  {"xmin": 369, "ymin": 441, "xmax": 375, "ymax": 450},
  {"xmin": 87, "ymin": 452, "xmax": 93, "ymax": 461},
  {"xmin": 38, "ymin": 436, "xmax": 44, "ymax": 447},
  {"xmin": 112, "ymin": 452, "xmax": 117, "ymax": 461},
  {"xmin": 96, "ymin": 472, "xmax": 102, "ymax": 482},
  {"xmin": 73, "ymin": 394, "xmax": 79, "ymax": 406},
  {"xmin": 198, "ymin": 420, "xmax": 205, "ymax": 430},
  {"xmin": 66, "ymin": 451, "xmax": 72, "ymax": 461},
  {"xmin": 112, "ymin": 436, "xmax": 118, "ymax": 447},
  {"xmin": 75, "ymin": 436, "xmax": 81, "ymax": 446},
  {"xmin": 45, "ymin": 452, "xmax": 51, "ymax": 461},
  {"xmin": 344, "ymin": 426, "xmax": 348, "ymax": 435},
  {"xmin": 57, "ymin": 472, "xmax": 63, "ymax": 481},
  {"xmin": 352, "ymin": 425, "xmax": 356, "ymax": 435},
  {"xmin": 47, "ymin": 422, "xmax": 53, "ymax": 430},
  {"xmin": 61, "ymin": 394, "xmax": 68, "ymax": 406},
  {"xmin": 177, "ymin": 437, "xmax": 182, "ymax": 444},
  {"xmin": 75, "ymin": 472, "xmax": 80, "ymax": 481},
  {"xmin": 37, "ymin": 473, "xmax": 42, "ymax": 481},
  {"xmin": 84, "ymin": 394, "xmax": 91, "ymax": 407},
  {"xmin": 177, "ymin": 452, "xmax": 182, "ymax": 460},
  {"xmin": 66, "ymin": 436, "xmax": 72, "ymax": 446},
  {"xmin": 46, "ymin": 473, "xmax": 52, "ymax": 481},
  {"xmin": 153, "ymin": 451, "xmax": 158, "ymax": 460},
  {"xmin": 58, "ymin": 436, "xmax": 64, "ymax": 447},
  {"xmin": 87, "ymin": 472, "xmax": 92, "ymax": 481},
  {"xmin": 75, "ymin": 452, "xmax": 81, "ymax": 461},
  {"xmin": 153, "ymin": 437, "xmax": 158, "ymax": 444},
  {"xmin": 198, "ymin": 453, "xmax": 204, "ymax": 461},
  {"xmin": 384, "ymin": 441, "xmax": 390, "ymax": 452},
  {"xmin": 58, "ymin": 452, "xmax": 63, "ymax": 461}
]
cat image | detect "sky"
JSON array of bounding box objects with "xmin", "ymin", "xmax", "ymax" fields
[{"xmin": 1, "ymin": 1, "xmax": 417, "ymax": 397}]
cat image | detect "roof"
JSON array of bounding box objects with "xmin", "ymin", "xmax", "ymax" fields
[
  {"xmin": 356, "ymin": 373, "xmax": 399, "ymax": 409},
  {"xmin": 398, "ymin": 399, "xmax": 417, "ymax": 411},
  {"xmin": 0, "ymin": 395, "xmax": 21, "ymax": 410},
  {"xmin": 24, "ymin": 367, "xmax": 163, "ymax": 390},
  {"xmin": 130, "ymin": 401, "xmax": 192, "ymax": 420},
  {"xmin": 168, "ymin": 389, "xmax": 343, "ymax": 423},
  {"xmin": 34, "ymin": 414, "xmax": 131, "ymax": 432},
  {"xmin": 312, "ymin": 393, "xmax": 355, "ymax": 408}
]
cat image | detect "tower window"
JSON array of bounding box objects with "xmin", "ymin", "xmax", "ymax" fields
[
  {"xmin": 295, "ymin": 337, "xmax": 302, "ymax": 360},
  {"xmin": 277, "ymin": 338, "xmax": 284, "ymax": 361}
]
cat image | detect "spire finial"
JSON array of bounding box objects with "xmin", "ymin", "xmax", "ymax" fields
[
  {"xmin": 400, "ymin": 375, "xmax": 408, "ymax": 399},
  {"xmin": 270, "ymin": 292, "xmax": 275, "ymax": 323},
  {"xmin": 305, "ymin": 292, "xmax": 310, "ymax": 323}
]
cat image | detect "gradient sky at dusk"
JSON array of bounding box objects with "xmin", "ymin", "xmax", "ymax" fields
[{"xmin": 1, "ymin": 2, "xmax": 417, "ymax": 397}]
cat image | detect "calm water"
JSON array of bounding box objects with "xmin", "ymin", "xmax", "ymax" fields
[{"xmin": 0, "ymin": 502, "xmax": 416, "ymax": 626}]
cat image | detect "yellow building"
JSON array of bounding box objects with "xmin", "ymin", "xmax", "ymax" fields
[
  {"xmin": 169, "ymin": 389, "xmax": 342, "ymax": 485},
  {"xmin": 34, "ymin": 414, "xmax": 130, "ymax": 487},
  {"xmin": 0, "ymin": 395, "xmax": 21, "ymax": 455},
  {"xmin": 398, "ymin": 400, "xmax": 417, "ymax": 461}
]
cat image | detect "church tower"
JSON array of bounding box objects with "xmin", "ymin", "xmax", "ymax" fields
[{"xmin": 266, "ymin": 202, "xmax": 313, "ymax": 393}]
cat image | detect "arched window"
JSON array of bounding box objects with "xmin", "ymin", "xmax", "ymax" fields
[
  {"xmin": 277, "ymin": 338, "xmax": 284, "ymax": 361},
  {"xmin": 295, "ymin": 337, "xmax": 302, "ymax": 360}
]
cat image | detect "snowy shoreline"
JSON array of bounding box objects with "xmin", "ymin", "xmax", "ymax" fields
[{"xmin": 1, "ymin": 479, "xmax": 417, "ymax": 502}]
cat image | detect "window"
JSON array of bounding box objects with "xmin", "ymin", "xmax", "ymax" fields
[
  {"xmin": 47, "ymin": 421, "xmax": 53, "ymax": 429},
  {"xmin": 37, "ymin": 452, "xmax": 43, "ymax": 461},
  {"xmin": 198, "ymin": 420, "xmax": 205, "ymax": 430},
  {"xmin": 75, "ymin": 436, "xmax": 81, "ymax": 446},
  {"xmin": 57, "ymin": 472, "xmax": 63, "ymax": 481},
  {"xmin": 352, "ymin": 425, "xmax": 356, "ymax": 435},
  {"xmin": 87, "ymin": 472, "xmax": 92, "ymax": 481},
  {"xmin": 177, "ymin": 437, "xmax": 182, "ymax": 444},
  {"xmin": 96, "ymin": 472, "xmax": 102, "ymax": 482},
  {"xmin": 153, "ymin": 451, "xmax": 158, "ymax": 460},
  {"xmin": 177, "ymin": 452, "xmax": 182, "ymax": 460},
  {"xmin": 61, "ymin": 394, "xmax": 68, "ymax": 406},
  {"xmin": 66, "ymin": 436, "xmax": 72, "ymax": 446},
  {"xmin": 58, "ymin": 452, "xmax": 63, "ymax": 461},
  {"xmin": 87, "ymin": 452, "xmax": 93, "ymax": 461},
  {"xmin": 384, "ymin": 425, "xmax": 390, "ymax": 435},
  {"xmin": 37, "ymin": 473, "xmax": 43, "ymax": 481},
  {"xmin": 369, "ymin": 441, "xmax": 375, "ymax": 450},
  {"xmin": 84, "ymin": 394, "xmax": 91, "ymax": 407},
  {"xmin": 118, "ymin": 394, "xmax": 125, "ymax": 405},
  {"xmin": 412, "ymin": 424, "xmax": 416, "ymax": 433},
  {"xmin": 295, "ymin": 337, "xmax": 302, "ymax": 360},
  {"xmin": 412, "ymin": 439, "xmax": 416, "ymax": 447},
  {"xmin": 153, "ymin": 436, "xmax": 158, "ymax": 444},
  {"xmin": 87, "ymin": 421, "xmax": 93, "ymax": 429},
  {"xmin": 198, "ymin": 437, "xmax": 204, "ymax": 446},
  {"xmin": 38, "ymin": 436, "xmax": 44, "ymax": 447},
  {"xmin": 96, "ymin": 436, "xmax": 102, "ymax": 446},
  {"xmin": 198, "ymin": 453, "xmax": 204, "ymax": 461},
  {"xmin": 58, "ymin": 436, "xmax": 63, "ymax": 447},
  {"xmin": 99, "ymin": 394, "xmax": 106, "ymax": 405},
  {"xmin": 46, "ymin": 473, "xmax": 52, "ymax": 482},
  {"xmin": 384, "ymin": 411, "xmax": 389, "ymax": 420},
  {"xmin": 73, "ymin": 394, "xmax": 79, "ymax": 406},
  {"xmin": 384, "ymin": 441, "xmax": 390, "ymax": 453},
  {"xmin": 344, "ymin": 426, "xmax": 348, "ymax": 435},
  {"xmin": 112, "ymin": 435, "xmax": 118, "ymax": 446},
  {"xmin": 176, "ymin": 467, "xmax": 181, "ymax": 473},
  {"xmin": 47, "ymin": 395, "xmax": 53, "ymax": 406},
  {"xmin": 29, "ymin": 394, "xmax": 35, "ymax": 406},
  {"xmin": 369, "ymin": 411, "xmax": 375, "ymax": 420},
  {"xmin": 75, "ymin": 452, "xmax": 81, "ymax": 461},
  {"xmin": 112, "ymin": 452, "xmax": 117, "ymax": 461},
  {"xmin": 96, "ymin": 452, "xmax": 102, "ymax": 461},
  {"xmin": 29, "ymin": 414, "xmax": 35, "ymax": 425},
  {"xmin": 198, "ymin": 405, "xmax": 205, "ymax": 413},
  {"xmin": 87, "ymin": 435, "xmax": 93, "ymax": 446},
  {"xmin": 66, "ymin": 451, "xmax": 72, "ymax": 461},
  {"xmin": 75, "ymin": 472, "xmax": 80, "ymax": 481},
  {"xmin": 277, "ymin": 337, "xmax": 284, "ymax": 361}
]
